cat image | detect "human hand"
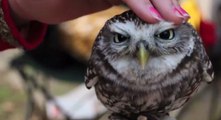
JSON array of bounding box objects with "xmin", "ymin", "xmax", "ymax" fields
[
  {"xmin": 8, "ymin": 0, "xmax": 189, "ymax": 25},
  {"xmin": 122, "ymin": 0, "xmax": 190, "ymax": 24}
]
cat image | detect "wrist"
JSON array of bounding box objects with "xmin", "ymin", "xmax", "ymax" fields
[
  {"xmin": 1, "ymin": 0, "xmax": 48, "ymax": 50},
  {"xmin": 8, "ymin": 0, "xmax": 31, "ymax": 28}
]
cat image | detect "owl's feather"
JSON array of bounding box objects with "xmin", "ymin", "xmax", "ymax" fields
[{"xmin": 85, "ymin": 10, "xmax": 214, "ymax": 120}]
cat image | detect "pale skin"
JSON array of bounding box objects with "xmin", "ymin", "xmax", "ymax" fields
[{"xmin": 8, "ymin": 0, "xmax": 189, "ymax": 25}]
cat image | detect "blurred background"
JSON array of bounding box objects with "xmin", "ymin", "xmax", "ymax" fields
[{"xmin": 1, "ymin": 0, "xmax": 221, "ymax": 120}]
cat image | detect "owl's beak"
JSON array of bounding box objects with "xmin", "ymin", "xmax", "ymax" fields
[{"xmin": 137, "ymin": 43, "xmax": 149, "ymax": 69}]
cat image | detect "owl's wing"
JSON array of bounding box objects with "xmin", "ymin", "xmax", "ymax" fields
[
  {"xmin": 84, "ymin": 63, "xmax": 99, "ymax": 89},
  {"xmin": 201, "ymin": 55, "xmax": 214, "ymax": 83},
  {"xmin": 193, "ymin": 27, "xmax": 214, "ymax": 83},
  {"xmin": 200, "ymin": 46, "xmax": 214, "ymax": 83}
]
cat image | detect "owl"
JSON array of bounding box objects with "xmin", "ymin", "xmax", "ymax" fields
[{"xmin": 85, "ymin": 10, "xmax": 214, "ymax": 120}]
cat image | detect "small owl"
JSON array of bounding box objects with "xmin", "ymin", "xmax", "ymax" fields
[{"xmin": 85, "ymin": 10, "xmax": 214, "ymax": 120}]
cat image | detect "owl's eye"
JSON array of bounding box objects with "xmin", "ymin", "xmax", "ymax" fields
[
  {"xmin": 155, "ymin": 29, "xmax": 175, "ymax": 40},
  {"xmin": 113, "ymin": 33, "xmax": 129, "ymax": 43}
]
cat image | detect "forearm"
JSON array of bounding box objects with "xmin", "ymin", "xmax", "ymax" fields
[
  {"xmin": 0, "ymin": 0, "xmax": 116, "ymax": 51},
  {"xmin": 8, "ymin": 0, "xmax": 119, "ymax": 24}
]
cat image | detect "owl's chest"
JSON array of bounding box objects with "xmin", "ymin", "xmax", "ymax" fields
[{"xmin": 95, "ymin": 76, "xmax": 200, "ymax": 114}]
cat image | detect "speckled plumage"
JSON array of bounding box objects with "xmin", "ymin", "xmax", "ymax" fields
[{"xmin": 85, "ymin": 10, "xmax": 214, "ymax": 120}]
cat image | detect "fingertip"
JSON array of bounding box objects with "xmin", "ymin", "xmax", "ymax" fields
[
  {"xmin": 136, "ymin": 9, "xmax": 161, "ymax": 24},
  {"xmin": 141, "ymin": 16, "xmax": 160, "ymax": 24},
  {"xmin": 162, "ymin": 12, "xmax": 184, "ymax": 25},
  {"xmin": 123, "ymin": 0, "xmax": 161, "ymax": 23},
  {"xmin": 150, "ymin": 0, "xmax": 188, "ymax": 25},
  {"xmin": 170, "ymin": 18, "xmax": 184, "ymax": 25},
  {"xmin": 164, "ymin": 8, "xmax": 190, "ymax": 25}
]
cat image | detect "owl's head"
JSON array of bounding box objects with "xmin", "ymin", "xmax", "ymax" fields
[{"xmin": 93, "ymin": 10, "xmax": 197, "ymax": 89}]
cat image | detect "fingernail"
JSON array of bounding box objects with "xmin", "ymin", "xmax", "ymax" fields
[
  {"xmin": 175, "ymin": 6, "xmax": 190, "ymax": 20},
  {"xmin": 149, "ymin": 6, "xmax": 164, "ymax": 21},
  {"xmin": 173, "ymin": 6, "xmax": 183, "ymax": 18}
]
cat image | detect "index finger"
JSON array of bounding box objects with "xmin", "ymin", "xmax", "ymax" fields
[
  {"xmin": 122, "ymin": 0, "xmax": 162, "ymax": 23},
  {"xmin": 150, "ymin": 0, "xmax": 184, "ymax": 24}
]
